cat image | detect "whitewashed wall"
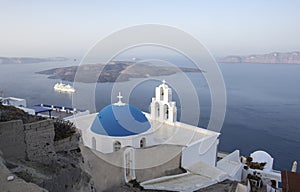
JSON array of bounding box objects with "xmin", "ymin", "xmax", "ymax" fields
[{"xmin": 181, "ymin": 135, "xmax": 219, "ymax": 168}]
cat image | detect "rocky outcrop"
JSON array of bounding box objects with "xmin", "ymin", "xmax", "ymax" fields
[
  {"xmin": 217, "ymin": 51, "xmax": 300, "ymax": 64},
  {"xmin": 0, "ymin": 152, "xmax": 48, "ymax": 192}
]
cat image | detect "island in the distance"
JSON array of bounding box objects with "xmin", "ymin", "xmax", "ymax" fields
[
  {"xmin": 37, "ymin": 61, "xmax": 202, "ymax": 83},
  {"xmin": 217, "ymin": 51, "xmax": 300, "ymax": 64},
  {"xmin": 0, "ymin": 57, "xmax": 68, "ymax": 64}
]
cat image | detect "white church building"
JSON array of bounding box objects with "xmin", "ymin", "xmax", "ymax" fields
[{"xmin": 74, "ymin": 81, "xmax": 243, "ymax": 191}]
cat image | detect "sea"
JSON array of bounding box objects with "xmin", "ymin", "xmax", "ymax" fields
[{"xmin": 0, "ymin": 57, "xmax": 299, "ymax": 171}]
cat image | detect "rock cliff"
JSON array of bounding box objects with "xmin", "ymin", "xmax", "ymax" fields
[{"xmin": 0, "ymin": 104, "xmax": 94, "ymax": 192}]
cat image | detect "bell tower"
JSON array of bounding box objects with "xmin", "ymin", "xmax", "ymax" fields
[{"xmin": 150, "ymin": 80, "xmax": 177, "ymax": 123}]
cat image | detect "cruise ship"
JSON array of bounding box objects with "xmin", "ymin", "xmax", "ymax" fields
[{"xmin": 54, "ymin": 82, "xmax": 75, "ymax": 93}]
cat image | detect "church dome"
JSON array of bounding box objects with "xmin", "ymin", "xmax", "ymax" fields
[{"xmin": 90, "ymin": 104, "xmax": 151, "ymax": 137}]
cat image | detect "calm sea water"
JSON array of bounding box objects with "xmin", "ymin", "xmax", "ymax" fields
[{"xmin": 0, "ymin": 59, "xmax": 299, "ymax": 170}]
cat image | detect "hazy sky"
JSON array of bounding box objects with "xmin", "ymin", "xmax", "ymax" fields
[{"xmin": 0, "ymin": 0, "xmax": 299, "ymax": 57}]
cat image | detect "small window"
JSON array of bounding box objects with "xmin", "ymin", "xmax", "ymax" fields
[
  {"xmin": 92, "ymin": 137, "xmax": 96, "ymax": 150},
  {"xmin": 164, "ymin": 104, "xmax": 169, "ymax": 120},
  {"xmin": 160, "ymin": 87, "xmax": 164, "ymax": 101},
  {"xmin": 155, "ymin": 102, "xmax": 160, "ymax": 118},
  {"xmin": 140, "ymin": 138, "xmax": 146, "ymax": 148},
  {"xmin": 113, "ymin": 141, "xmax": 121, "ymax": 152}
]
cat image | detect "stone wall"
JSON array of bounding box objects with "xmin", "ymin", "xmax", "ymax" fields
[
  {"xmin": 0, "ymin": 120, "xmax": 26, "ymax": 160},
  {"xmin": 0, "ymin": 119, "xmax": 57, "ymax": 164},
  {"xmin": 54, "ymin": 133, "xmax": 79, "ymax": 153},
  {"xmin": 24, "ymin": 120, "xmax": 57, "ymax": 164}
]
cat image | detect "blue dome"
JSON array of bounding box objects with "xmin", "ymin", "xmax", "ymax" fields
[{"xmin": 90, "ymin": 104, "xmax": 151, "ymax": 136}]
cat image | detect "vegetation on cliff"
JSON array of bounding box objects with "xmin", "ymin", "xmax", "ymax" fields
[
  {"xmin": 53, "ymin": 119, "xmax": 76, "ymax": 141},
  {"xmin": 0, "ymin": 102, "xmax": 45, "ymax": 123}
]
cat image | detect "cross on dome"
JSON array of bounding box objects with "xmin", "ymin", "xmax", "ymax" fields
[
  {"xmin": 115, "ymin": 92, "xmax": 125, "ymax": 106},
  {"xmin": 117, "ymin": 92, "xmax": 123, "ymax": 101}
]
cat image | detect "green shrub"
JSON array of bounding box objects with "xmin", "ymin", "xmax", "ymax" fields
[{"xmin": 54, "ymin": 119, "xmax": 76, "ymax": 141}]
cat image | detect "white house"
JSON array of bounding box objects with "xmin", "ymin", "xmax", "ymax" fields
[
  {"xmin": 0, "ymin": 96, "xmax": 27, "ymax": 107},
  {"xmin": 0, "ymin": 96, "xmax": 35, "ymax": 115}
]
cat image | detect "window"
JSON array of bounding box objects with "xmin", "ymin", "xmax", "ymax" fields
[
  {"xmin": 125, "ymin": 152, "xmax": 131, "ymax": 177},
  {"xmin": 113, "ymin": 141, "xmax": 121, "ymax": 152},
  {"xmin": 164, "ymin": 104, "xmax": 169, "ymax": 120},
  {"xmin": 160, "ymin": 87, "xmax": 164, "ymax": 101},
  {"xmin": 124, "ymin": 148, "xmax": 135, "ymax": 182},
  {"xmin": 140, "ymin": 138, "xmax": 146, "ymax": 148},
  {"xmin": 155, "ymin": 102, "xmax": 160, "ymax": 118}
]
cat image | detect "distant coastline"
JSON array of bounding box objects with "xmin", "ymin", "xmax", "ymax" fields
[
  {"xmin": 3, "ymin": 51, "xmax": 300, "ymax": 65},
  {"xmin": 217, "ymin": 51, "xmax": 300, "ymax": 64},
  {"xmin": 0, "ymin": 57, "xmax": 68, "ymax": 64}
]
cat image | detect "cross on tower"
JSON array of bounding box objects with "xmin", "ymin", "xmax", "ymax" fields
[{"xmin": 162, "ymin": 80, "xmax": 166, "ymax": 84}]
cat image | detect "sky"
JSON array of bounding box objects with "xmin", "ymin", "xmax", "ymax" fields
[{"xmin": 0, "ymin": 0, "xmax": 299, "ymax": 58}]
